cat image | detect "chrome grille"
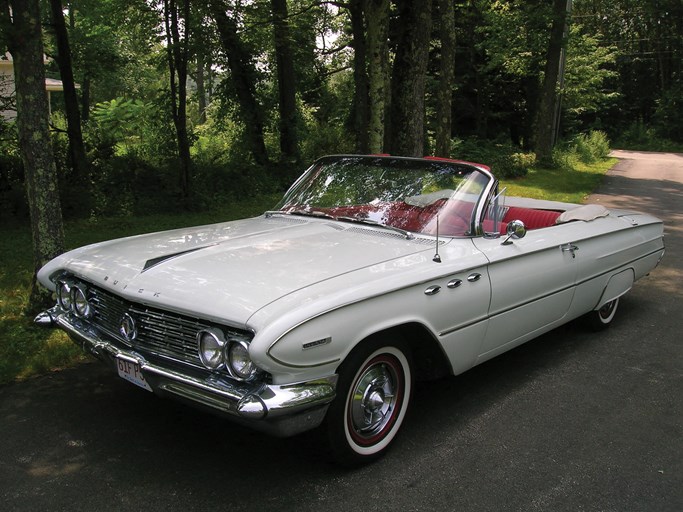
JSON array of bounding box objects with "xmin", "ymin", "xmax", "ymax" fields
[
  {"xmin": 76, "ymin": 279, "xmax": 250, "ymax": 367},
  {"xmin": 128, "ymin": 306, "xmax": 205, "ymax": 365}
]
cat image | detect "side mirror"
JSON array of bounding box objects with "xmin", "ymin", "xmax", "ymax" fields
[{"xmin": 502, "ymin": 219, "xmax": 526, "ymax": 245}]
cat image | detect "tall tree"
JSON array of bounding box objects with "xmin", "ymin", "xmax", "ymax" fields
[
  {"xmin": 209, "ymin": 0, "xmax": 269, "ymax": 166},
  {"xmin": 48, "ymin": 0, "xmax": 88, "ymax": 181},
  {"xmin": 271, "ymin": 0, "xmax": 299, "ymax": 162},
  {"xmin": 435, "ymin": 0, "xmax": 455, "ymax": 157},
  {"xmin": 349, "ymin": 0, "xmax": 369, "ymax": 153},
  {"xmin": 388, "ymin": 0, "xmax": 432, "ymax": 156},
  {"xmin": 163, "ymin": 0, "xmax": 192, "ymax": 201},
  {"xmin": 364, "ymin": 0, "xmax": 389, "ymax": 154},
  {"xmin": 532, "ymin": 0, "xmax": 570, "ymax": 163},
  {"xmin": 1, "ymin": 0, "xmax": 65, "ymax": 311}
]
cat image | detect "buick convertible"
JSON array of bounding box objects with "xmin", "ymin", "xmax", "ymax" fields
[{"xmin": 35, "ymin": 155, "xmax": 665, "ymax": 465}]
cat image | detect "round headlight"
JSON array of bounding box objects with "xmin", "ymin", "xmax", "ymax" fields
[
  {"xmin": 227, "ymin": 341, "xmax": 257, "ymax": 380},
  {"xmin": 71, "ymin": 285, "xmax": 92, "ymax": 318},
  {"xmin": 56, "ymin": 281, "xmax": 72, "ymax": 311},
  {"xmin": 197, "ymin": 330, "xmax": 225, "ymax": 370}
]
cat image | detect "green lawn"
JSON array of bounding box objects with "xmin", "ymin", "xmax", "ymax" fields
[{"xmin": 0, "ymin": 159, "xmax": 614, "ymax": 384}]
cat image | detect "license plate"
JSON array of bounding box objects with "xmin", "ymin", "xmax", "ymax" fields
[{"xmin": 116, "ymin": 358, "xmax": 153, "ymax": 392}]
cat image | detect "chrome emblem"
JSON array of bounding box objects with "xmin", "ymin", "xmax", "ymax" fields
[{"xmin": 120, "ymin": 313, "xmax": 137, "ymax": 342}]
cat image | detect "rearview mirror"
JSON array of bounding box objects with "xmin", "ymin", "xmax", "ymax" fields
[{"xmin": 502, "ymin": 219, "xmax": 526, "ymax": 245}]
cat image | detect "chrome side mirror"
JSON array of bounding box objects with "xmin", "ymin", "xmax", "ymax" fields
[{"xmin": 502, "ymin": 219, "xmax": 526, "ymax": 245}]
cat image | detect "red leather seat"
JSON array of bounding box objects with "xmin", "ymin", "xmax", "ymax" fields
[{"xmin": 503, "ymin": 207, "xmax": 561, "ymax": 230}]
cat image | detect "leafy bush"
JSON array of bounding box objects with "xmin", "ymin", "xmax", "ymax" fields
[
  {"xmin": 0, "ymin": 122, "xmax": 25, "ymax": 220},
  {"xmin": 653, "ymin": 83, "xmax": 683, "ymax": 143},
  {"xmin": 192, "ymin": 117, "xmax": 280, "ymax": 203},
  {"xmin": 551, "ymin": 146, "xmax": 581, "ymax": 172},
  {"xmin": 451, "ymin": 138, "xmax": 533, "ymax": 178},
  {"xmin": 617, "ymin": 120, "xmax": 683, "ymax": 152},
  {"xmin": 572, "ymin": 130, "xmax": 610, "ymax": 164},
  {"xmin": 550, "ymin": 130, "xmax": 610, "ymax": 170}
]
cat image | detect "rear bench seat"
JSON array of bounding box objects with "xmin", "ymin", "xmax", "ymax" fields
[{"xmin": 502, "ymin": 206, "xmax": 562, "ymax": 230}]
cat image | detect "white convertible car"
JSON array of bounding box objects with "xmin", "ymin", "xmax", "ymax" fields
[{"xmin": 35, "ymin": 155, "xmax": 665, "ymax": 465}]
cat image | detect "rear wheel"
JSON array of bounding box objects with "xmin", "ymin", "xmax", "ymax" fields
[
  {"xmin": 326, "ymin": 338, "xmax": 413, "ymax": 466},
  {"xmin": 586, "ymin": 297, "xmax": 620, "ymax": 331}
]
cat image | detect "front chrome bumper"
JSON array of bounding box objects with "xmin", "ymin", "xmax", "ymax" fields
[{"xmin": 36, "ymin": 308, "xmax": 337, "ymax": 437}]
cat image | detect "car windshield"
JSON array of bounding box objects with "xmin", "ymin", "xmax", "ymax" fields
[{"xmin": 274, "ymin": 156, "xmax": 493, "ymax": 237}]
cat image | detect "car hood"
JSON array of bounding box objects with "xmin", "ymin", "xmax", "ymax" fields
[{"xmin": 39, "ymin": 215, "xmax": 435, "ymax": 327}]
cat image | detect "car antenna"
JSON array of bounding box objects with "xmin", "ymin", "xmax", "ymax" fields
[{"xmin": 433, "ymin": 215, "xmax": 442, "ymax": 263}]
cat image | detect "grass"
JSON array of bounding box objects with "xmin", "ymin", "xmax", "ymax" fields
[
  {"xmin": 0, "ymin": 157, "xmax": 614, "ymax": 385},
  {"xmin": 500, "ymin": 158, "xmax": 617, "ymax": 203}
]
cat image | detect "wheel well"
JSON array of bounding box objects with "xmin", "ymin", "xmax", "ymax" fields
[{"xmin": 361, "ymin": 323, "xmax": 452, "ymax": 382}]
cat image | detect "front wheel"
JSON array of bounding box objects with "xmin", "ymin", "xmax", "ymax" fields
[
  {"xmin": 326, "ymin": 339, "xmax": 413, "ymax": 466},
  {"xmin": 585, "ymin": 297, "xmax": 620, "ymax": 331}
]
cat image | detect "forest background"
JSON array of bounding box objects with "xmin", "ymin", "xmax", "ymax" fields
[{"xmin": 1, "ymin": 0, "xmax": 681, "ymax": 221}]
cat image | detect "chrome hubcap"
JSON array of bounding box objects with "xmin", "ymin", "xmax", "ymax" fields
[
  {"xmin": 349, "ymin": 359, "xmax": 400, "ymax": 440},
  {"xmin": 599, "ymin": 300, "xmax": 616, "ymax": 320}
]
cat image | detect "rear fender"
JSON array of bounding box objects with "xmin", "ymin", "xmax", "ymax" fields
[{"xmin": 596, "ymin": 268, "xmax": 634, "ymax": 310}]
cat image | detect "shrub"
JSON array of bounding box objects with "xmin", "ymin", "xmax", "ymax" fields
[
  {"xmin": 653, "ymin": 83, "xmax": 683, "ymax": 143},
  {"xmin": 616, "ymin": 120, "xmax": 683, "ymax": 152},
  {"xmin": 572, "ymin": 130, "xmax": 610, "ymax": 163},
  {"xmin": 452, "ymin": 138, "xmax": 533, "ymax": 178}
]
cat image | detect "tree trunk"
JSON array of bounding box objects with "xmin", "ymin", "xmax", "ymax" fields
[
  {"xmin": 49, "ymin": 0, "xmax": 88, "ymax": 182},
  {"xmin": 196, "ymin": 52, "xmax": 207, "ymax": 125},
  {"xmin": 388, "ymin": 0, "xmax": 432, "ymax": 157},
  {"xmin": 349, "ymin": 0, "xmax": 369, "ymax": 153},
  {"xmin": 271, "ymin": 0, "xmax": 299, "ymax": 162},
  {"xmin": 3, "ymin": 0, "xmax": 65, "ymax": 313},
  {"xmin": 532, "ymin": 0, "xmax": 569, "ymax": 164},
  {"xmin": 80, "ymin": 75, "xmax": 90, "ymax": 121},
  {"xmin": 364, "ymin": 0, "xmax": 389, "ymax": 154},
  {"xmin": 209, "ymin": 0, "xmax": 269, "ymax": 166},
  {"xmin": 163, "ymin": 0, "xmax": 192, "ymax": 202},
  {"xmin": 435, "ymin": 0, "xmax": 455, "ymax": 157}
]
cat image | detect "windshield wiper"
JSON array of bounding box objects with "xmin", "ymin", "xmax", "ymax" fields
[
  {"xmin": 336, "ymin": 216, "xmax": 415, "ymax": 240},
  {"xmin": 265, "ymin": 210, "xmax": 336, "ymax": 220},
  {"xmin": 267, "ymin": 210, "xmax": 415, "ymax": 240}
]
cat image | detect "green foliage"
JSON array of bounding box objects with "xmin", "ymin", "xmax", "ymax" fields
[
  {"xmin": 563, "ymin": 26, "xmax": 620, "ymax": 122},
  {"xmin": 552, "ymin": 130, "xmax": 611, "ymax": 170},
  {"xmin": 299, "ymin": 99, "xmax": 355, "ymax": 164},
  {"xmin": 480, "ymin": 0, "xmax": 550, "ymax": 77},
  {"xmin": 653, "ymin": 83, "xmax": 683, "ymax": 143},
  {"xmin": 452, "ymin": 138, "xmax": 534, "ymax": 179},
  {"xmin": 614, "ymin": 121, "xmax": 683, "ymax": 152},
  {"xmin": 67, "ymin": 0, "xmax": 162, "ymax": 105},
  {"xmin": 572, "ymin": 131, "xmax": 611, "ymax": 163},
  {"xmin": 191, "ymin": 109, "xmax": 281, "ymax": 201},
  {"xmin": 91, "ymin": 97, "xmax": 154, "ymax": 144},
  {"xmin": 0, "ymin": 122, "xmax": 25, "ymax": 219}
]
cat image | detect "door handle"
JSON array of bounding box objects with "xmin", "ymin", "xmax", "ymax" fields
[{"xmin": 562, "ymin": 243, "xmax": 579, "ymax": 258}]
